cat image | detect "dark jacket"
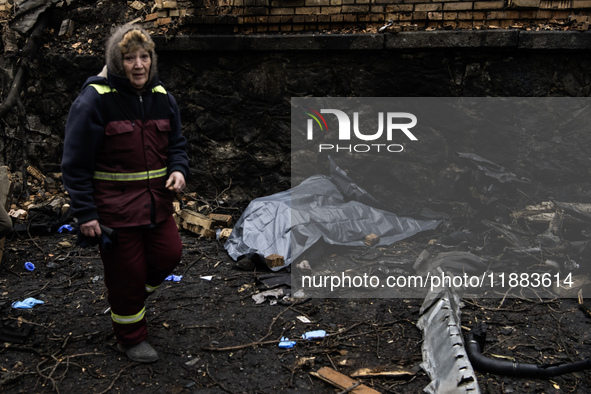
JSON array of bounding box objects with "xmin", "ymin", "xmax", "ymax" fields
[{"xmin": 61, "ymin": 70, "xmax": 189, "ymax": 228}]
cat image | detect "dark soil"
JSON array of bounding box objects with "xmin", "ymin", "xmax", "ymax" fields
[
  {"xmin": 1, "ymin": 2, "xmax": 591, "ymax": 393},
  {"xmin": 0, "ymin": 223, "xmax": 590, "ymax": 393}
]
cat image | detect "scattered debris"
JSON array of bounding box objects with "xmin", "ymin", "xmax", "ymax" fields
[
  {"xmin": 302, "ymin": 330, "xmax": 327, "ymax": 340},
  {"xmin": 176, "ymin": 209, "xmax": 233, "ymax": 239},
  {"xmin": 264, "ymin": 254, "xmax": 285, "ymax": 269},
  {"xmin": 58, "ymin": 18, "xmax": 74, "ymax": 38},
  {"xmin": 310, "ymin": 367, "xmax": 380, "ymax": 394},
  {"xmin": 251, "ymin": 288, "xmax": 290, "ymax": 305},
  {"xmin": 11, "ymin": 297, "xmax": 44, "ymax": 309},
  {"xmin": 350, "ymin": 365, "xmax": 419, "ymax": 379},
  {"xmin": 278, "ymin": 337, "xmax": 296, "ymax": 349},
  {"xmin": 364, "ymin": 233, "xmax": 380, "ymax": 247},
  {"xmin": 256, "ymin": 273, "xmax": 291, "ymax": 289},
  {"xmin": 296, "ymin": 316, "xmax": 312, "ymax": 324}
]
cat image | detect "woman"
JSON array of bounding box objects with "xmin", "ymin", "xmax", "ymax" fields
[{"xmin": 61, "ymin": 25, "xmax": 189, "ymax": 363}]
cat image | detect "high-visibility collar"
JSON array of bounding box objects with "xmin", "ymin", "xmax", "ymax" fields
[
  {"xmin": 89, "ymin": 83, "xmax": 167, "ymax": 95},
  {"xmin": 93, "ymin": 167, "xmax": 167, "ymax": 181}
]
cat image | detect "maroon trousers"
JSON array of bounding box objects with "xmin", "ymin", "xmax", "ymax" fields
[{"xmin": 99, "ymin": 215, "xmax": 182, "ymax": 345}]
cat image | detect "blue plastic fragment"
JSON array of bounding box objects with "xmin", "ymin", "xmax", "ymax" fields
[
  {"xmin": 57, "ymin": 224, "xmax": 74, "ymax": 233},
  {"xmin": 302, "ymin": 330, "xmax": 327, "ymax": 340},
  {"xmin": 24, "ymin": 262, "xmax": 35, "ymax": 271},
  {"xmin": 12, "ymin": 297, "xmax": 44, "ymax": 309},
  {"xmin": 165, "ymin": 275, "xmax": 183, "ymax": 282},
  {"xmin": 278, "ymin": 337, "xmax": 296, "ymax": 349}
]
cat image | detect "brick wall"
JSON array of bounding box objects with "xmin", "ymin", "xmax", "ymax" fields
[
  {"xmin": 139, "ymin": 0, "xmax": 591, "ymax": 33},
  {"xmin": 2, "ymin": 0, "xmax": 590, "ymax": 33}
]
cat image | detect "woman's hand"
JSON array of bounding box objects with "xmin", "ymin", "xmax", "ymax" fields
[
  {"xmin": 80, "ymin": 219, "xmax": 101, "ymax": 237},
  {"xmin": 165, "ymin": 171, "xmax": 186, "ymax": 192}
]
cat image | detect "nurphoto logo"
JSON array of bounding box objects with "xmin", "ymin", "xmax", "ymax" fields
[{"xmin": 304, "ymin": 108, "xmax": 418, "ymax": 153}]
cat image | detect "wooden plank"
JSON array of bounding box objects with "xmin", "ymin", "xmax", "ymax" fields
[
  {"xmin": 182, "ymin": 221, "xmax": 203, "ymax": 235},
  {"xmin": 350, "ymin": 365, "xmax": 418, "ymax": 378},
  {"xmin": 310, "ymin": 367, "xmax": 381, "ymax": 394},
  {"xmin": 207, "ymin": 213, "xmax": 233, "ymax": 227},
  {"xmin": 180, "ymin": 209, "xmax": 213, "ymax": 229},
  {"xmin": 201, "ymin": 228, "xmax": 217, "ymax": 239}
]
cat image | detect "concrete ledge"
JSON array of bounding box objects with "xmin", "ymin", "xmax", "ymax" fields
[
  {"xmin": 243, "ymin": 34, "xmax": 384, "ymax": 51},
  {"xmin": 153, "ymin": 31, "xmax": 591, "ymax": 51},
  {"xmin": 153, "ymin": 35, "xmax": 244, "ymax": 51},
  {"xmin": 518, "ymin": 31, "xmax": 591, "ymax": 49},
  {"xmin": 153, "ymin": 34, "xmax": 384, "ymax": 51},
  {"xmin": 385, "ymin": 30, "xmax": 519, "ymax": 49}
]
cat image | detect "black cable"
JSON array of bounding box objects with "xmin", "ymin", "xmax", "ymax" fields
[{"xmin": 466, "ymin": 322, "xmax": 591, "ymax": 378}]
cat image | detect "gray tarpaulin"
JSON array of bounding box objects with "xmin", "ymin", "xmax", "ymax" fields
[{"xmin": 225, "ymin": 169, "xmax": 441, "ymax": 271}]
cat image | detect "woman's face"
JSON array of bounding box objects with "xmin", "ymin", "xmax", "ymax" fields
[{"xmin": 123, "ymin": 49, "xmax": 151, "ymax": 89}]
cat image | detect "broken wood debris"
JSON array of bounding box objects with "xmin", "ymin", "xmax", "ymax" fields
[
  {"xmin": 264, "ymin": 253, "xmax": 284, "ymax": 269},
  {"xmin": 217, "ymin": 228, "xmax": 232, "ymax": 241},
  {"xmin": 208, "ymin": 213, "xmax": 233, "ymax": 227},
  {"xmin": 172, "ymin": 201, "xmax": 181, "ymax": 214},
  {"xmin": 511, "ymin": 201, "xmax": 556, "ymax": 223},
  {"xmin": 0, "ymin": 164, "xmax": 236, "ymax": 244},
  {"xmin": 350, "ymin": 365, "xmax": 419, "ymax": 379},
  {"xmin": 180, "ymin": 210, "xmax": 213, "ymax": 228},
  {"xmin": 364, "ymin": 233, "xmax": 379, "ymax": 247},
  {"xmin": 176, "ymin": 208, "xmax": 234, "ymax": 239},
  {"xmin": 8, "ymin": 209, "xmax": 27, "ymax": 220},
  {"xmin": 27, "ymin": 165, "xmax": 45, "ymax": 182},
  {"xmin": 512, "ymin": 200, "xmax": 591, "ymax": 224},
  {"xmin": 128, "ymin": 0, "xmax": 146, "ymax": 10},
  {"xmin": 310, "ymin": 367, "xmax": 380, "ymax": 394}
]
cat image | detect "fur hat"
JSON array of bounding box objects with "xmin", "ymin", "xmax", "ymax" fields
[{"xmin": 105, "ymin": 25, "xmax": 158, "ymax": 85}]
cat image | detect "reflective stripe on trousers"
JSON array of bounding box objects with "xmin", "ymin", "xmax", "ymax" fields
[{"xmin": 111, "ymin": 307, "xmax": 146, "ymax": 325}]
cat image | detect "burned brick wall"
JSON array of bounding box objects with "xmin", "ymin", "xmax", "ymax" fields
[
  {"xmin": 3, "ymin": 33, "xmax": 591, "ymax": 210},
  {"xmin": 5, "ymin": 0, "xmax": 591, "ymax": 35}
]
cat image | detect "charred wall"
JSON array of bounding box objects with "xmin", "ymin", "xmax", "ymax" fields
[{"xmin": 4, "ymin": 31, "xmax": 591, "ymax": 210}]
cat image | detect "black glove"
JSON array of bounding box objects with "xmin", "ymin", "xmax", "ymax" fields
[{"xmin": 76, "ymin": 224, "xmax": 118, "ymax": 252}]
